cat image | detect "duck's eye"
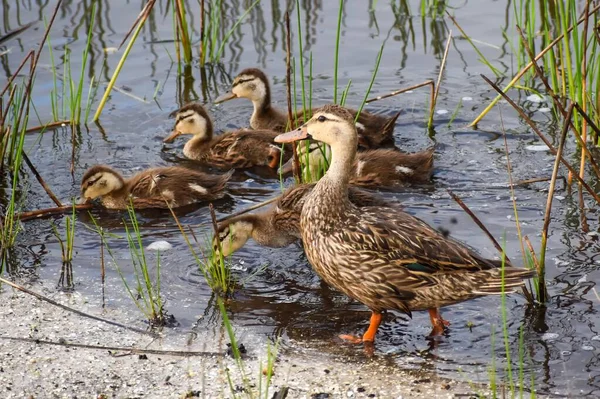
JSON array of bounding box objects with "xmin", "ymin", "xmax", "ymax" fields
[
  {"xmin": 87, "ymin": 180, "xmax": 94, "ymax": 187},
  {"xmin": 317, "ymin": 115, "xmax": 326, "ymax": 122}
]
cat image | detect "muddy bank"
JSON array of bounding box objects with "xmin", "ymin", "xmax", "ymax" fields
[{"xmin": 0, "ymin": 283, "xmax": 488, "ymax": 398}]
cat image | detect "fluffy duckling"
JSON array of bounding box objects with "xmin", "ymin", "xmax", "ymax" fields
[
  {"xmin": 80, "ymin": 165, "xmax": 231, "ymax": 209},
  {"xmin": 164, "ymin": 102, "xmax": 292, "ymax": 169},
  {"xmin": 275, "ymin": 105, "xmax": 534, "ymax": 343},
  {"xmin": 213, "ymin": 183, "xmax": 393, "ymax": 258},
  {"xmin": 215, "ymin": 68, "xmax": 400, "ymax": 148},
  {"xmin": 280, "ymin": 142, "xmax": 434, "ymax": 188}
]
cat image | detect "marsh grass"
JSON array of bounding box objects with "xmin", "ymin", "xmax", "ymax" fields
[
  {"xmin": 219, "ymin": 297, "xmax": 279, "ymax": 398},
  {"xmin": 50, "ymin": 202, "xmax": 76, "ymax": 265},
  {"xmin": 90, "ymin": 206, "xmax": 166, "ymax": 326}
]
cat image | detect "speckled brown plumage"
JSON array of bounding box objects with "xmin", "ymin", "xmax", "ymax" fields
[
  {"xmin": 214, "ymin": 182, "xmax": 394, "ymax": 257},
  {"xmin": 166, "ymin": 102, "xmax": 292, "ymax": 169},
  {"xmin": 275, "ymin": 104, "xmax": 535, "ymax": 342},
  {"xmin": 221, "ymin": 68, "xmax": 400, "ymax": 149},
  {"xmin": 81, "ymin": 165, "xmax": 231, "ymax": 210}
]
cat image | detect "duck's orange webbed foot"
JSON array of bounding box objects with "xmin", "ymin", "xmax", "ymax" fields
[
  {"xmin": 428, "ymin": 308, "xmax": 450, "ymax": 337},
  {"xmin": 339, "ymin": 311, "xmax": 383, "ymax": 344}
]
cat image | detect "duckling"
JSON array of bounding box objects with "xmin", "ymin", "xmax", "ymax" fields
[
  {"xmin": 213, "ymin": 183, "xmax": 393, "ymax": 258},
  {"xmin": 274, "ymin": 105, "xmax": 534, "ymax": 343},
  {"xmin": 214, "ymin": 68, "xmax": 400, "ymax": 148},
  {"xmin": 80, "ymin": 165, "xmax": 231, "ymax": 210},
  {"xmin": 280, "ymin": 142, "xmax": 434, "ymax": 188},
  {"xmin": 164, "ymin": 102, "xmax": 292, "ymax": 169}
]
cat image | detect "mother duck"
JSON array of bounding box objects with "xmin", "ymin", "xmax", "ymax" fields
[{"xmin": 275, "ymin": 105, "xmax": 534, "ymax": 344}]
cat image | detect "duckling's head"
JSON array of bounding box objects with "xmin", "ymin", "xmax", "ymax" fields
[
  {"xmin": 215, "ymin": 68, "xmax": 270, "ymax": 106},
  {"xmin": 80, "ymin": 165, "xmax": 125, "ymax": 200},
  {"xmin": 164, "ymin": 102, "xmax": 213, "ymax": 143},
  {"xmin": 212, "ymin": 218, "xmax": 255, "ymax": 258},
  {"xmin": 274, "ymin": 104, "xmax": 357, "ymax": 150}
]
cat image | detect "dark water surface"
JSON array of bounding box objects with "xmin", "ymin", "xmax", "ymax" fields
[{"xmin": 2, "ymin": 1, "xmax": 599, "ymax": 396}]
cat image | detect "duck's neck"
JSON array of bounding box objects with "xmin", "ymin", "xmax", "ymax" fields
[
  {"xmin": 309, "ymin": 138, "xmax": 356, "ymax": 213},
  {"xmin": 184, "ymin": 127, "xmax": 213, "ymax": 158}
]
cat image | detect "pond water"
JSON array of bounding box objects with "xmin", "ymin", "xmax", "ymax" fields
[{"xmin": 2, "ymin": 0, "xmax": 599, "ymax": 396}]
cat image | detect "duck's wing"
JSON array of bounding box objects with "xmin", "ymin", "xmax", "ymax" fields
[{"xmin": 339, "ymin": 207, "xmax": 500, "ymax": 275}]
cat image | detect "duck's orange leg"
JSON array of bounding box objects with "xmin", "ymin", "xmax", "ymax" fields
[
  {"xmin": 428, "ymin": 308, "xmax": 450, "ymax": 336},
  {"xmin": 339, "ymin": 311, "xmax": 383, "ymax": 344}
]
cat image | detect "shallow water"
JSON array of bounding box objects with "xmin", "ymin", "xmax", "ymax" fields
[{"xmin": 1, "ymin": 0, "xmax": 600, "ymax": 396}]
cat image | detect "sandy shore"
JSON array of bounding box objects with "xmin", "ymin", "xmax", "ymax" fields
[{"xmin": 0, "ymin": 282, "xmax": 488, "ymax": 398}]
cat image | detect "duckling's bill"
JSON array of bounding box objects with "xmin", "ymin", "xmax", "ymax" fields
[
  {"xmin": 214, "ymin": 91, "xmax": 237, "ymax": 103},
  {"xmin": 274, "ymin": 126, "xmax": 309, "ymax": 143},
  {"xmin": 163, "ymin": 130, "xmax": 181, "ymax": 143}
]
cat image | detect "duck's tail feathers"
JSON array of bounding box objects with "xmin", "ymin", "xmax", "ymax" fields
[
  {"xmin": 382, "ymin": 110, "xmax": 402, "ymax": 138},
  {"xmin": 471, "ymin": 267, "xmax": 536, "ymax": 295}
]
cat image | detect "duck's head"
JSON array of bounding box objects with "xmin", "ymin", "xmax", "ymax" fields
[
  {"xmin": 214, "ymin": 68, "xmax": 270, "ymax": 106},
  {"xmin": 212, "ymin": 218, "xmax": 255, "ymax": 259},
  {"xmin": 80, "ymin": 165, "xmax": 125, "ymax": 200},
  {"xmin": 274, "ymin": 105, "xmax": 356, "ymax": 149},
  {"xmin": 164, "ymin": 102, "xmax": 213, "ymax": 143}
]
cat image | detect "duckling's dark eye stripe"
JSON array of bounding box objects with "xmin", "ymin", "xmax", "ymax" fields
[
  {"xmin": 176, "ymin": 114, "xmax": 195, "ymax": 124},
  {"xmin": 232, "ymin": 78, "xmax": 253, "ymax": 88},
  {"xmin": 87, "ymin": 177, "xmax": 101, "ymax": 186}
]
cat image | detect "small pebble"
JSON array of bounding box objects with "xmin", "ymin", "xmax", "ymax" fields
[
  {"xmin": 462, "ymin": 96, "xmax": 473, "ymax": 101},
  {"xmin": 582, "ymin": 345, "xmax": 594, "ymax": 351},
  {"xmin": 436, "ymin": 109, "xmax": 449, "ymax": 115},
  {"xmin": 146, "ymin": 240, "xmax": 173, "ymax": 251}
]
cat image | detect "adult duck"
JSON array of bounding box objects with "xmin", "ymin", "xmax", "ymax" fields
[{"xmin": 274, "ymin": 105, "xmax": 534, "ymax": 343}]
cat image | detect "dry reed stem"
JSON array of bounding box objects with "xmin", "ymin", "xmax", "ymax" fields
[
  {"xmin": 0, "ymin": 336, "xmax": 220, "ymax": 357},
  {"xmin": 365, "ymin": 80, "xmax": 434, "ymax": 104},
  {"xmin": 470, "ymin": 2, "xmax": 600, "ymax": 127},
  {"xmin": 174, "ymin": 0, "xmax": 192, "ymax": 62},
  {"xmin": 447, "ymin": 189, "xmax": 508, "ymax": 262},
  {"xmin": 428, "ymin": 29, "xmax": 452, "ymax": 128},
  {"xmin": 481, "ymin": 74, "xmax": 600, "ymax": 204},
  {"xmin": 539, "ymin": 104, "xmax": 574, "ymax": 303},
  {"xmin": 579, "ymin": 1, "xmax": 591, "ymax": 182},
  {"xmin": 284, "ymin": 11, "xmax": 301, "ymax": 182},
  {"xmin": 21, "ymin": 152, "xmax": 62, "ymax": 207},
  {"xmin": 516, "ymin": 26, "xmax": 600, "ymax": 180},
  {"xmin": 17, "ymin": 203, "xmax": 93, "ymax": 221},
  {"xmin": 208, "ymin": 203, "xmax": 221, "ymax": 255},
  {"xmin": 0, "ymin": 51, "xmax": 33, "ymax": 97},
  {"xmin": 0, "ymin": 277, "xmax": 158, "ymax": 337},
  {"xmin": 199, "ymin": 0, "xmax": 205, "ymax": 65},
  {"xmin": 25, "ymin": 120, "xmax": 70, "ymax": 134}
]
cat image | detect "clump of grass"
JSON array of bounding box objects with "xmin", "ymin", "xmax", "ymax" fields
[
  {"xmin": 90, "ymin": 205, "xmax": 167, "ymax": 326},
  {"xmin": 50, "ymin": 203, "xmax": 76, "ymax": 265}
]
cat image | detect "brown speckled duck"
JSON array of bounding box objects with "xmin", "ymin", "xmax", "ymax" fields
[
  {"xmin": 164, "ymin": 102, "xmax": 292, "ymax": 169},
  {"xmin": 274, "ymin": 105, "xmax": 535, "ymax": 344},
  {"xmin": 213, "ymin": 183, "xmax": 393, "ymax": 257},
  {"xmin": 280, "ymin": 143, "xmax": 435, "ymax": 188},
  {"xmin": 215, "ymin": 68, "xmax": 400, "ymax": 148},
  {"xmin": 80, "ymin": 165, "xmax": 231, "ymax": 209}
]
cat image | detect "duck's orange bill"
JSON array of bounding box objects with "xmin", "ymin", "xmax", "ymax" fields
[
  {"xmin": 274, "ymin": 126, "xmax": 309, "ymax": 143},
  {"xmin": 163, "ymin": 130, "xmax": 181, "ymax": 143},
  {"xmin": 214, "ymin": 91, "xmax": 237, "ymax": 103}
]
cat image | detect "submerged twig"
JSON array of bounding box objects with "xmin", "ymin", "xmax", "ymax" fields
[
  {"xmin": 0, "ymin": 277, "xmax": 158, "ymax": 337},
  {"xmin": 447, "ymin": 189, "xmax": 508, "ymax": 262},
  {"xmin": 481, "ymin": 74, "xmax": 600, "ymax": 204},
  {"xmin": 17, "ymin": 204, "xmax": 93, "ymax": 221},
  {"xmin": 25, "ymin": 120, "xmax": 70, "ymax": 134}
]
